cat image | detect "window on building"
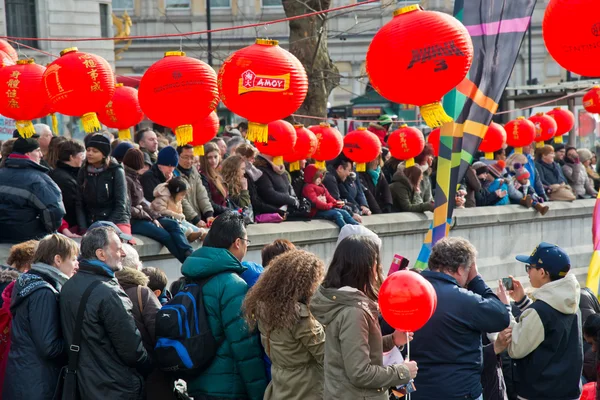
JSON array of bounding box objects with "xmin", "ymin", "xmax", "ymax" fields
[
  {"xmin": 5, "ymin": 0, "xmax": 38, "ymax": 48},
  {"xmin": 262, "ymin": 0, "xmax": 282, "ymax": 7},
  {"xmin": 100, "ymin": 3, "xmax": 110, "ymax": 38},
  {"xmin": 211, "ymin": 0, "xmax": 231, "ymax": 8},
  {"xmin": 166, "ymin": 0, "xmax": 191, "ymax": 9},
  {"xmin": 113, "ymin": 0, "xmax": 134, "ymax": 10}
]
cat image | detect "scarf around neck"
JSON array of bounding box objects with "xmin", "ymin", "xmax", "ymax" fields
[{"xmin": 368, "ymin": 167, "xmax": 381, "ymax": 186}]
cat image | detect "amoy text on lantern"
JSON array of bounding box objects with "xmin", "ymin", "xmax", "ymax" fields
[{"xmin": 407, "ymin": 41, "xmax": 466, "ymax": 72}]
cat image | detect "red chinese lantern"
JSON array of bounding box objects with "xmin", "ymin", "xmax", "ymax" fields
[
  {"xmin": 583, "ymin": 87, "xmax": 600, "ymax": 114},
  {"xmin": 217, "ymin": 39, "xmax": 308, "ymax": 143},
  {"xmin": 529, "ymin": 113, "xmax": 557, "ymax": 148},
  {"xmin": 0, "ymin": 40, "xmax": 17, "ymax": 62},
  {"xmin": 427, "ymin": 127, "xmax": 440, "ymax": 157},
  {"xmin": 343, "ymin": 127, "xmax": 382, "ymax": 172},
  {"xmin": 505, "ymin": 117, "xmax": 536, "ymax": 154},
  {"xmin": 366, "ymin": 5, "xmax": 473, "ymax": 128},
  {"xmin": 189, "ymin": 112, "xmax": 220, "ymax": 156},
  {"xmin": 97, "ymin": 84, "xmax": 143, "ymax": 141},
  {"xmin": 543, "ymin": 0, "xmax": 600, "ymax": 78},
  {"xmin": 0, "ymin": 59, "xmax": 47, "ymax": 137},
  {"xmin": 0, "ymin": 50, "xmax": 14, "ymax": 68},
  {"xmin": 254, "ymin": 120, "xmax": 297, "ymax": 166},
  {"xmin": 284, "ymin": 124, "xmax": 317, "ymax": 172},
  {"xmin": 139, "ymin": 51, "xmax": 218, "ymax": 146},
  {"xmin": 309, "ymin": 123, "xmax": 343, "ymax": 169},
  {"xmin": 478, "ymin": 122, "xmax": 506, "ymax": 160},
  {"xmin": 43, "ymin": 48, "xmax": 114, "ymax": 134},
  {"xmin": 546, "ymin": 108, "xmax": 574, "ymax": 144},
  {"xmin": 387, "ymin": 125, "xmax": 425, "ymax": 167}
]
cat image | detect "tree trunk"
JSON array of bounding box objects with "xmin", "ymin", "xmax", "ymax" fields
[{"xmin": 282, "ymin": 0, "xmax": 340, "ymax": 127}]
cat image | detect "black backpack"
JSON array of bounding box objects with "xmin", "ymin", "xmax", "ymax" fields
[{"xmin": 154, "ymin": 278, "xmax": 218, "ymax": 378}]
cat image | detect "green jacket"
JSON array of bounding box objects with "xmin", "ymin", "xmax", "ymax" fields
[
  {"xmin": 310, "ymin": 286, "xmax": 411, "ymax": 400},
  {"xmin": 389, "ymin": 172, "xmax": 434, "ymax": 213},
  {"xmin": 260, "ymin": 303, "xmax": 325, "ymax": 400},
  {"xmin": 181, "ymin": 247, "xmax": 267, "ymax": 399}
]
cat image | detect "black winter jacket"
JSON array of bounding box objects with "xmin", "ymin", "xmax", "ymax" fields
[
  {"xmin": 141, "ymin": 164, "xmax": 167, "ymax": 202},
  {"xmin": 49, "ymin": 161, "xmax": 80, "ymax": 228},
  {"xmin": 254, "ymin": 156, "xmax": 298, "ymax": 209},
  {"xmin": 3, "ymin": 263, "xmax": 67, "ymax": 400},
  {"xmin": 358, "ymin": 170, "xmax": 393, "ymax": 214},
  {"xmin": 125, "ymin": 166, "xmax": 159, "ymax": 222},
  {"xmin": 76, "ymin": 159, "xmax": 130, "ymax": 229},
  {"xmin": 0, "ymin": 156, "xmax": 64, "ymax": 243},
  {"xmin": 323, "ymin": 165, "xmax": 368, "ymax": 214},
  {"xmin": 60, "ymin": 259, "xmax": 152, "ymax": 400},
  {"xmin": 535, "ymin": 160, "xmax": 567, "ymax": 187}
]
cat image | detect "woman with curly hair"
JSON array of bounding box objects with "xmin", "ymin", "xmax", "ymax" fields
[
  {"xmin": 243, "ymin": 249, "xmax": 325, "ymax": 400},
  {"xmin": 221, "ymin": 155, "xmax": 251, "ymax": 208},
  {"xmin": 199, "ymin": 142, "xmax": 230, "ymax": 215}
]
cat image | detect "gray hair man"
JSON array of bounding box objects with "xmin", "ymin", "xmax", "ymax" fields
[{"xmin": 33, "ymin": 123, "xmax": 54, "ymax": 160}]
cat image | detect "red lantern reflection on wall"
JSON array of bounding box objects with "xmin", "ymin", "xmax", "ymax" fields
[
  {"xmin": 546, "ymin": 107, "xmax": 574, "ymax": 144},
  {"xmin": 98, "ymin": 84, "xmax": 144, "ymax": 141},
  {"xmin": 284, "ymin": 124, "xmax": 317, "ymax": 172},
  {"xmin": 254, "ymin": 120, "xmax": 297, "ymax": 166},
  {"xmin": 529, "ymin": 113, "xmax": 557, "ymax": 148},
  {"xmin": 505, "ymin": 117, "xmax": 536, "ymax": 154},
  {"xmin": 387, "ymin": 125, "xmax": 425, "ymax": 167},
  {"xmin": 343, "ymin": 127, "xmax": 382, "ymax": 172},
  {"xmin": 218, "ymin": 39, "xmax": 308, "ymax": 143},
  {"xmin": 583, "ymin": 87, "xmax": 600, "ymax": 115},
  {"xmin": 0, "ymin": 59, "xmax": 47, "ymax": 137},
  {"xmin": 366, "ymin": 5, "xmax": 473, "ymax": 127},
  {"xmin": 427, "ymin": 127, "xmax": 440, "ymax": 157},
  {"xmin": 478, "ymin": 122, "xmax": 506, "ymax": 160},
  {"xmin": 189, "ymin": 112, "xmax": 220, "ymax": 156},
  {"xmin": 43, "ymin": 47, "xmax": 115, "ymax": 134},
  {"xmin": 310, "ymin": 123, "xmax": 343, "ymax": 169},
  {"xmin": 139, "ymin": 51, "xmax": 219, "ymax": 146}
]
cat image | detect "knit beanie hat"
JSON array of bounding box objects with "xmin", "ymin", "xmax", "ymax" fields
[
  {"xmin": 12, "ymin": 137, "xmax": 39, "ymax": 154},
  {"xmin": 553, "ymin": 143, "xmax": 566, "ymax": 152},
  {"xmin": 112, "ymin": 141, "xmax": 134, "ymax": 162},
  {"xmin": 157, "ymin": 146, "xmax": 179, "ymax": 167},
  {"xmin": 86, "ymin": 134, "xmax": 111, "ymax": 158},
  {"xmin": 122, "ymin": 148, "xmax": 145, "ymax": 171},
  {"xmin": 488, "ymin": 160, "xmax": 506, "ymax": 178},
  {"xmin": 516, "ymin": 167, "xmax": 530, "ymax": 181},
  {"xmin": 472, "ymin": 161, "xmax": 488, "ymax": 176},
  {"xmin": 578, "ymin": 148, "xmax": 593, "ymax": 163}
]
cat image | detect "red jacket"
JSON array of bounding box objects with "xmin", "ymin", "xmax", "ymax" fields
[
  {"xmin": 368, "ymin": 123, "xmax": 389, "ymax": 146},
  {"xmin": 302, "ymin": 165, "xmax": 338, "ymax": 216}
]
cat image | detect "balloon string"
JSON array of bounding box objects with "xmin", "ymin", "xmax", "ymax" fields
[{"xmin": 406, "ymin": 331, "xmax": 411, "ymax": 400}]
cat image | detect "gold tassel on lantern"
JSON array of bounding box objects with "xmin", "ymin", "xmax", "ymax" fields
[
  {"xmin": 420, "ymin": 102, "xmax": 453, "ymax": 128},
  {"xmin": 193, "ymin": 145, "xmax": 204, "ymax": 156},
  {"xmin": 51, "ymin": 113, "xmax": 59, "ymax": 136},
  {"xmin": 554, "ymin": 135, "xmax": 563, "ymax": 144},
  {"xmin": 485, "ymin": 152, "xmax": 493, "ymax": 160},
  {"xmin": 356, "ymin": 162, "xmax": 366, "ymax": 172},
  {"xmin": 175, "ymin": 124, "xmax": 193, "ymax": 146},
  {"xmin": 81, "ymin": 112, "xmax": 102, "ymax": 134},
  {"xmin": 405, "ymin": 158, "xmax": 416, "ymax": 167},
  {"xmin": 535, "ymin": 141, "xmax": 544, "ymax": 149},
  {"xmin": 248, "ymin": 121, "xmax": 268, "ymax": 143},
  {"xmin": 15, "ymin": 120, "xmax": 35, "ymax": 138},
  {"xmin": 289, "ymin": 161, "xmax": 300, "ymax": 172},
  {"xmin": 273, "ymin": 156, "xmax": 284, "ymax": 166},
  {"xmin": 514, "ymin": 147, "xmax": 523, "ymax": 154},
  {"xmin": 315, "ymin": 160, "xmax": 326, "ymax": 169},
  {"xmin": 118, "ymin": 128, "xmax": 132, "ymax": 141}
]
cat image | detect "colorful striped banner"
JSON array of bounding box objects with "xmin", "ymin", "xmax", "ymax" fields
[{"xmin": 586, "ymin": 190, "xmax": 600, "ymax": 295}]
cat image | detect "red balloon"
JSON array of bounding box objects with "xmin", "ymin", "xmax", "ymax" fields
[
  {"xmin": 189, "ymin": 112, "xmax": 220, "ymax": 156},
  {"xmin": 580, "ymin": 382, "xmax": 596, "ymax": 400},
  {"xmin": 505, "ymin": 117, "xmax": 536, "ymax": 151},
  {"xmin": 427, "ymin": 128, "xmax": 440, "ymax": 157},
  {"xmin": 546, "ymin": 108, "xmax": 574, "ymax": 143},
  {"xmin": 343, "ymin": 127, "xmax": 382, "ymax": 172},
  {"xmin": 579, "ymin": 113, "xmax": 596, "ymax": 138},
  {"xmin": 583, "ymin": 87, "xmax": 600, "ymax": 114},
  {"xmin": 543, "ymin": 0, "xmax": 600, "ymax": 78},
  {"xmin": 309, "ymin": 123, "xmax": 343, "ymax": 168},
  {"xmin": 98, "ymin": 84, "xmax": 144, "ymax": 141},
  {"xmin": 218, "ymin": 39, "xmax": 308, "ymax": 143},
  {"xmin": 0, "ymin": 39, "xmax": 18, "ymax": 62},
  {"xmin": 379, "ymin": 270, "xmax": 437, "ymax": 332},
  {"xmin": 529, "ymin": 113, "xmax": 558, "ymax": 144},
  {"xmin": 367, "ymin": 5, "xmax": 473, "ymax": 127},
  {"xmin": 478, "ymin": 122, "xmax": 506, "ymax": 157},
  {"xmin": 387, "ymin": 125, "xmax": 425, "ymax": 165},
  {"xmin": 284, "ymin": 124, "xmax": 317, "ymax": 171},
  {"xmin": 255, "ymin": 120, "xmax": 297, "ymax": 166}
]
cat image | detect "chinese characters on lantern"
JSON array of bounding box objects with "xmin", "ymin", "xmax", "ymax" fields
[
  {"xmin": 80, "ymin": 54, "xmax": 103, "ymax": 92},
  {"xmin": 104, "ymin": 101, "xmax": 118, "ymax": 123},
  {"xmin": 6, "ymin": 71, "xmax": 20, "ymax": 109}
]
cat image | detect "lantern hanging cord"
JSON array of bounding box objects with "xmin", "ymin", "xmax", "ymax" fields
[{"xmin": 0, "ymin": 0, "xmax": 380, "ymax": 43}]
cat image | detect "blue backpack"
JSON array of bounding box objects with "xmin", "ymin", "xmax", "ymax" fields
[{"xmin": 154, "ymin": 278, "xmax": 218, "ymax": 378}]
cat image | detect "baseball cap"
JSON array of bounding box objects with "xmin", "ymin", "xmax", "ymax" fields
[
  {"xmin": 516, "ymin": 242, "xmax": 571, "ymax": 277},
  {"xmin": 88, "ymin": 221, "xmax": 133, "ymax": 242}
]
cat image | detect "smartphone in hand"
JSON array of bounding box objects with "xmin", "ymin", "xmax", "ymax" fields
[
  {"xmin": 388, "ymin": 254, "xmax": 410, "ymax": 276},
  {"xmin": 502, "ymin": 277, "xmax": 514, "ymax": 291}
]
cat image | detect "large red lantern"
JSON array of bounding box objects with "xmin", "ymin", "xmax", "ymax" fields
[
  {"xmin": 218, "ymin": 39, "xmax": 308, "ymax": 143},
  {"xmin": 139, "ymin": 51, "xmax": 219, "ymax": 146},
  {"xmin": 0, "ymin": 40, "xmax": 17, "ymax": 62},
  {"xmin": 189, "ymin": 112, "xmax": 220, "ymax": 156},
  {"xmin": 254, "ymin": 120, "xmax": 297, "ymax": 166},
  {"xmin": 579, "ymin": 113, "xmax": 596, "ymax": 138},
  {"xmin": 583, "ymin": 87, "xmax": 600, "ymax": 115},
  {"xmin": 284, "ymin": 124, "xmax": 317, "ymax": 172},
  {"xmin": 546, "ymin": 108, "xmax": 574, "ymax": 144},
  {"xmin": 427, "ymin": 127, "xmax": 440, "ymax": 157},
  {"xmin": 97, "ymin": 84, "xmax": 144, "ymax": 141},
  {"xmin": 0, "ymin": 59, "xmax": 47, "ymax": 137},
  {"xmin": 387, "ymin": 125, "xmax": 425, "ymax": 167},
  {"xmin": 543, "ymin": 0, "xmax": 600, "ymax": 78},
  {"xmin": 366, "ymin": 5, "xmax": 473, "ymax": 128},
  {"xmin": 505, "ymin": 117, "xmax": 536, "ymax": 154},
  {"xmin": 478, "ymin": 122, "xmax": 506, "ymax": 160},
  {"xmin": 310, "ymin": 123, "xmax": 343, "ymax": 169},
  {"xmin": 343, "ymin": 127, "xmax": 382, "ymax": 172},
  {"xmin": 379, "ymin": 270, "xmax": 437, "ymax": 332},
  {"xmin": 43, "ymin": 47, "xmax": 114, "ymax": 134},
  {"xmin": 529, "ymin": 113, "xmax": 557, "ymax": 148}
]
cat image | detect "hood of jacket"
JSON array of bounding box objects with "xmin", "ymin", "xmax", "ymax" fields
[
  {"xmin": 5, "ymin": 155, "xmax": 49, "ymax": 173},
  {"xmin": 255, "ymin": 155, "xmax": 286, "ymax": 175},
  {"xmin": 181, "ymin": 246, "xmax": 246, "ymax": 279},
  {"xmin": 310, "ymin": 285, "xmax": 378, "ymax": 326},
  {"xmin": 304, "ymin": 164, "xmax": 325, "ymax": 184},
  {"xmin": 368, "ymin": 123, "xmax": 388, "ymax": 134},
  {"xmin": 391, "ymin": 171, "xmax": 411, "ymax": 186},
  {"xmin": 115, "ymin": 267, "xmax": 149, "ymax": 289},
  {"xmin": 532, "ymin": 273, "xmax": 580, "ymax": 315},
  {"xmin": 153, "ymin": 181, "xmax": 171, "ymax": 198},
  {"xmin": 245, "ymin": 163, "xmax": 263, "ymax": 182},
  {"xmin": 84, "ymin": 157, "xmax": 122, "ymax": 172},
  {"xmin": 0, "ymin": 265, "xmax": 20, "ymax": 284},
  {"xmin": 124, "ymin": 165, "xmax": 141, "ymax": 181},
  {"xmin": 11, "ymin": 263, "xmax": 68, "ymax": 310}
]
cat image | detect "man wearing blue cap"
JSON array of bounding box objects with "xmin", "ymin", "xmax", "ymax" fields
[{"xmin": 505, "ymin": 242, "xmax": 582, "ymax": 400}]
